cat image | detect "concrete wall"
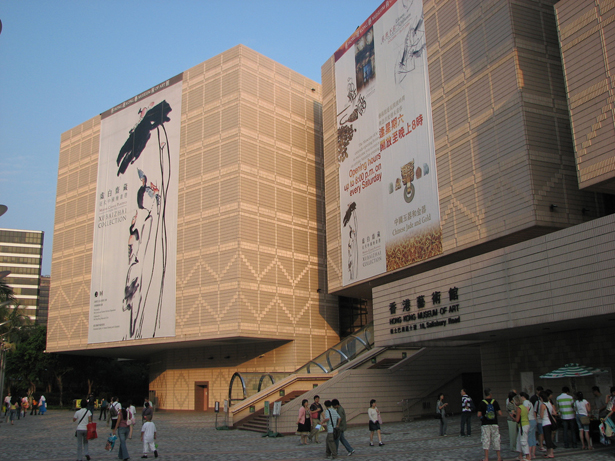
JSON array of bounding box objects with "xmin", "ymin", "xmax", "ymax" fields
[
  {"xmin": 374, "ymin": 213, "xmax": 615, "ymax": 346},
  {"xmin": 480, "ymin": 325, "xmax": 614, "ymax": 405},
  {"xmin": 274, "ymin": 346, "xmax": 480, "ymax": 433}
]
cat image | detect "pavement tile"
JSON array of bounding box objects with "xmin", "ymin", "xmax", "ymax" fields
[{"xmin": 1, "ymin": 410, "xmax": 613, "ymax": 461}]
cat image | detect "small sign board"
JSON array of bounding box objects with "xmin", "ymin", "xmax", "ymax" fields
[{"xmin": 273, "ymin": 401, "xmax": 282, "ymax": 416}]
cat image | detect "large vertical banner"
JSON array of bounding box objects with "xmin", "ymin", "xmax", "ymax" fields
[
  {"xmin": 89, "ymin": 75, "xmax": 183, "ymax": 343},
  {"xmin": 335, "ymin": 0, "xmax": 442, "ymax": 286}
]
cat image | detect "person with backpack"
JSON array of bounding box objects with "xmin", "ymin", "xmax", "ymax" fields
[
  {"xmin": 477, "ymin": 388, "xmax": 503, "ymax": 461},
  {"xmin": 460, "ymin": 388, "xmax": 473, "ymax": 437},
  {"xmin": 109, "ymin": 397, "xmax": 122, "ymax": 435}
]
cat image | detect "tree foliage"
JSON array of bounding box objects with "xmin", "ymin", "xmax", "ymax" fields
[{"xmin": 4, "ymin": 325, "xmax": 149, "ymax": 406}]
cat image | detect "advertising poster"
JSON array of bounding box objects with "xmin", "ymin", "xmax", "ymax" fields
[
  {"xmin": 89, "ymin": 75, "xmax": 183, "ymax": 343},
  {"xmin": 335, "ymin": 0, "xmax": 442, "ymax": 286}
]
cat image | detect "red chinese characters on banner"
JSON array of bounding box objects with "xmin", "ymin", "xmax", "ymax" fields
[{"xmin": 379, "ymin": 114, "xmax": 423, "ymax": 152}]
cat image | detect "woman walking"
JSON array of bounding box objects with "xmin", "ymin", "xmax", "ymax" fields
[
  {"xmin": 297, "ymin": 399, "xmax": 311, "ymax": 445},
  {"xmin": 128, "ymin": 400, "xmax": 137, "ymax": 439},
  {"xmin": 73, "ymin": 396, "xmax": 92, "ymax": 461},
  {"xmin": 116, "ymin": 405, "xmax": 131, "ymax": 461},
  {"xmin": 368, "ymin": 399, "xmax": 384, "ymax": 446},
  {"xmin": 574, "ymin": 391, "xmax": 592, "ymax": 450},
  {"xmin": 436, "ymin": 393, "xmax": 448, "ymax": 436},
  {"xmin": 539, "ymin": 391, "xmax": 557, "ymax": 459}
]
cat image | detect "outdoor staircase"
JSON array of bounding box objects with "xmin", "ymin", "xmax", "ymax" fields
[{"xmin": 235, "ymin": 390, "xmax": 306, "ymax": 433}]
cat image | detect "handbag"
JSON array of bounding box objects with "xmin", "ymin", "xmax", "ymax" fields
[
  {"xmin": 580, "ymin": 415, "xmax": 590, "ymax": 425},
  {"xmin": 545, "ymin": 405, "xmax": 558, "ymax": 430},
  {"xmin": 86, "ymin": 422, "xmax": 98, "ymax": 440}
]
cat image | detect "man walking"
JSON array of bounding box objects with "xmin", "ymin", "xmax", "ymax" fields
[
  {"xmin": 322, "ymin": 400, "xmax": 339, "ymax": 459},
  {"xmin": 556, "ymin": 386, "xmax": 577, "ymax": 448},
  {"xmin": 477, "ymin": 388, "xmax": 503, "ymax": 461},
  {"xmin": 460, "ymin": 388, "xmax": 472, "ymax": 437},
  {"xmin": 332, "ymin": 399, "xmax": 355, "ymax": 456}
]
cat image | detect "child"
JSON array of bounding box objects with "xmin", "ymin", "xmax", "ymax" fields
[{"xmin": 140, "ymin": 415, "xmax": 158, "ymax": 458}]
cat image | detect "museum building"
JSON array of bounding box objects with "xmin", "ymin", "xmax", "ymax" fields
[{"xmin": 48, "ymin": 0, "xmax": 615, "ymax": 425}]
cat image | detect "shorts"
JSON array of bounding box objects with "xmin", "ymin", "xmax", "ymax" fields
[
  {"xmin": 481, "ymin": 424, "xmax": 501, "ymax": 451},
  {"xmin": 576, "ymin": 415, "xmax": 590, "ymax": 432},
  {"xmin": 111, "ymin": 418, "xmax": 118, "ymax": 429},
  {"xmin": 369, "ymin": 420, "xmax": 380, "ymax": 431}
]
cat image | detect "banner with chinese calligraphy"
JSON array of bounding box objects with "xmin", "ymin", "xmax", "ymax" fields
[
  {"xmin": 335, "ymin": 0, "xmax": 442, "ymax": 286},
  {"xmin": 89, "ymin": 75, "xmax": 182, "ymax": 343}
]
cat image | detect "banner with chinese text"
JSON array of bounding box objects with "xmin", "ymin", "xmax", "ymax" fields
[
  {"xmin": 89, "ymin": 75, "xmax": 182, "ymax": 343},
  {"xmin": 335, "ymin": 0, "xmax": 442, "ymax": 286}
]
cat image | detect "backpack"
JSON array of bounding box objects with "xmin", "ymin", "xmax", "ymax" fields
[
  {"xmin": 482, "ymin": 399, "xmax": 496, "ymax": 420},
  {"xmin": 468, "ymin": 397, "xmax": 476, "ymax": 412},
  {"xmin": 109, "ymin": 403, "xmax": 118, "ymax": 417}
]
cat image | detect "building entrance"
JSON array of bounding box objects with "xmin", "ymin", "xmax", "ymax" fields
[{"xmin": 194, "ymin": 382, "xmax": 209, "ymax": 411}]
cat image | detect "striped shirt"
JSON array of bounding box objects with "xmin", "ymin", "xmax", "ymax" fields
[{"xmin": 556, "ymin": 393, "xmax": 575, "ymax": 420}]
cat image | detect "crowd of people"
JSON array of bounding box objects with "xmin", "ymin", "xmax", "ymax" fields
[
  {"xmin": 295, "ymin": 385, "xmax": 615, "ymax": 460},
  {"xmin": 298, "ymin": 395, "xmax": 382, "ymax": 458},
  {"xmin": 472, "ymin": 385, "xmax": 615, "ymax": 461},
  {"xmin": 72, "ymin": 395, "xmax": 158, "ymax": 461},
  {"xmin": 2, "ymin": 393, "xmax": 47, "ymax": 424}
]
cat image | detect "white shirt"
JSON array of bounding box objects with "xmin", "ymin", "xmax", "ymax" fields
[
  {"xmin": 141, "ymin": 421, "xmax": 156, "ymax": 442},
  {"xmin": 523, "ymin": 399, "xmax": 536, "ymax": 421},
  {"xmin": 74, "ymin": 408, "xmax": 91, "ymax": 431}
]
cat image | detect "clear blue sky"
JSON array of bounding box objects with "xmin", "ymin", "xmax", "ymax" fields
[{"xmin": 0, "ymin": 0, "xmax": 380, "ymax": 275}]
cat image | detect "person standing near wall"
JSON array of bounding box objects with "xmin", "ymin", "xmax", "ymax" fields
[
  {"xmin": 520, "ymin": 392, "xmax": 537, "ymax": 460},
  {"xmin": 477, "ymin": 388, "xmax": 503, "ymax": 461},
  {"xmin": 506, "ymin": 391, "xmax": 518, "ymax": 451},
  {"xmin": 460, "ymin": 389, "xmax": 472, "ymax": 437},
  {"xmin": 556, "ymin": 386, "xmax": 577, "ymax": 448},
  {"xmin": 308, "ymin": 395, "xmax": 324, "ymax": 443},
  {"xmin": 296, "ymin": 399, "xmax": 311, "ymax": 446},
  {"xmin": 437, "ymin": 393, "xmax": 448, "ymax": 436},
  {"xmin": 539, "ymin": 391, "xmax": 557, "ymax": 459},
  {"xmin": 368, "ymin": 399, "xmax": 384, "ymax": 446}
]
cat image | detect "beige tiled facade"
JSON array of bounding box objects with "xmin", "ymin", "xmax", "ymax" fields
[
  {"xmin": 323, "ymin": 0, "xmax": 605, "ymax": 295},
  {"xmin": 556, "ymin": 0, "xmax": 615, "ymax": 193},
  {"xmin": 48, "ymin": 45, "xmax": 339, "ymax": 409}
]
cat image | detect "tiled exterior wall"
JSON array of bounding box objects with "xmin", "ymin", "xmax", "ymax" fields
[
  {"xmin": 373, "ymin": 213, "xmax": 615, "ymax": 346},
  {"xmin": 480, "ymin": 326, "xmax": 614, "ymax": 405},
  {"xmin": 556, "ymin": 0, "xmax": 615, "ymax": 193},
  {"xmin": 48, "ymin": 45, "xmax": 339, "ymax": 409},
  {"xmin": 323, "ymin": 0, "xmax": 603, "ymax": 294}
]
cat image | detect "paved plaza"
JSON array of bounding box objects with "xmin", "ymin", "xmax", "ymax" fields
[{"xmin": 1, "ymin": 410, "xmax": 614, "ymax": 461}]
